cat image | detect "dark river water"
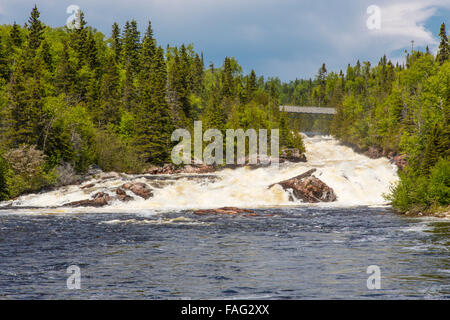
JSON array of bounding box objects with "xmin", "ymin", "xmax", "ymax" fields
[{"xmin": 0, "ymin": 206, "xmax": 449, "ymax": 299}]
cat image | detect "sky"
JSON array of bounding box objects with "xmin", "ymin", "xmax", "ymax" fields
[{"xmin": 0, "ymin": 0, "xmax": 449, "ymax": 81}]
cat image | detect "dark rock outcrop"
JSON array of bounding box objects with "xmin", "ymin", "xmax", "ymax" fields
[
  {"xmin": 193, "ymin": 207, "xmax": 257, "ymax": 216},
  {"xmin": 280, "ymin": 148, "xmax": 307, "ymax": 163},
  {"xmin": 116, "ymin": 188, "xmax": 134, "ymax": 202},
  {"xmin": 121, "ymin": 182, "xmax": 153, "ymax": 199},
  {"xmin": 64, "ymin": 192, "xmax": 112, "ymax": 207},
  {"xmin": 269, "ymin": 169, "xmax": 337, "ymax": 203}
]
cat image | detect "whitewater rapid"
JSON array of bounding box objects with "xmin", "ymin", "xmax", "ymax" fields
[{"xmin": 0, "ymin": 135, "xmax": 399, "ymax": 213}]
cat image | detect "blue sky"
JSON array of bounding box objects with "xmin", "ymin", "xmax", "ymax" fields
[{"xmin": 0, "ymin": 0, "xmax": 449, "ymax": 81}]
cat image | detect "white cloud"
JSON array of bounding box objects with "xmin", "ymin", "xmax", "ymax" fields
[
  {"xmin": 1, "ymin": 0, "xmax": 448, "ymax": 80},
  {"xmin": 372, "ymin": 0, "xmax": 448, "ymax": 47}
]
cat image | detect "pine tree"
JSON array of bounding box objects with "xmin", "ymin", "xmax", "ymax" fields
[
  {"xmin": 27, "ymin": 5, "xmax": 44, "ymax": 51},
  {"xmin": 10, "ymin": 22, "xmax": 23, "ymax": 47},
  {"xmin": 8, "ymin": 53, "xmax": 45, "ymax": 146},
  {"xmin": 421, "ymin": 123, "xmax": 449, "ymax": 174},
  {"xmin": 111, "ymin": 22, "xmax": 122, "ymax": 62},
  {"xmin": 85, "ymin": 31, "xmax": 99, "ymax": 70},
  {"xmin": 437, "ymin": 22, "xmax": 449, "ymax": 64},
  {"xmin": 135, "ymin": 46, "xmax": 173, "ymax": 164},
  {"xmin": 245, "ymin": 69, "xmax": 257, "ymax": 101},
  {"xmin": 222, "ymin": 57, "xmax": 234, "ymax": 98},
  {"xmin": 0, "ymin": 35, "xmax": 9, "ymax": 80},
  {"xmin": 69, "ymin": 9, "xmax": 88, "ymax": 67},
  {"xmin": 40, "ymin": 39, "xmax": 53, "ymax": 72},
  {"xmin": 99, "ymin": 56, "xmax": 121, "ymax": 125},
  {"xmin": 122, "ymin": 20, "xmax": 141, "ymax": 75},
  {"xmin": 54, "ymin": 42, "xmax": 76, "ymax": 96},
  {"xmin": 140, "ymin": 21, "xmax": 156, "ymax": 70}
]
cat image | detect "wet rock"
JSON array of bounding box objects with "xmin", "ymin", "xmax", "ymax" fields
[
  {"xmin": 99, "ymin": 172, "xmax": 121, "ymax": 180},
  {"xmin": 64, "ymin": 192, "xmax": 111, "ymax": 207},
  {"xmin": 81, "ymin": 183, "xmax": 96, "ymax": 189},
  {"xmin": 115, "ymin": 188, "xmax": 134, "ymax": 202},
  {"xmin": 391, "ymin": 154, "xmax": 407, "ymax": 170},
  {"xmin": 365, "ymin": 146, "xmax": 384, "ymax": 159},
  {"xmin": 121, "ymin": 182, "xmax": 153, "ymax": 199},
  {"xmin": 181, "ymin": 164, "xmax": 216, "ymax": 174},
  {"xmin": 193, "ymin": 207, "xmax": 256, "ymax": 216},
  {"xmin": 269, "ymin": 169, "xmax": 337, "ymax": 203},
  {"xmin": 280, "ymin": 148, "xmax": 307, "ymax": 163}
]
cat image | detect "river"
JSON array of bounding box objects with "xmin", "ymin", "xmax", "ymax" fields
[{"xmin": 0, "ymin": 136, "xmax": 448, "ymax": 299}]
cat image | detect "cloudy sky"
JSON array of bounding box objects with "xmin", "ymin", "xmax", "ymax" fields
[{"xmin": 1, "ymin": 0, "xmax": 449, "ymax": 80}]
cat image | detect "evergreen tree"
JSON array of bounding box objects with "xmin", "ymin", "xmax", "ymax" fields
[
  {"xmin": 222, "ymin": 57, "xmax": 234, "ymax": 97},
  {"xmin": 8, "ymin": 54, "xmax": 45, "ymax": 146},
  {"xmin": 40, "ymin": 39, "xmax": 53, "ymax": 72},
  {"xmin": 437, "ymin": 22, "xmax": 449, "ymax": 64},
  {"xmin": 54, "ymin": 42, "xmax": 76, "ymax": 97},
  {"xmin": 27, "ymin": 5, "xmax": 44, "ymax": 51},
  {"xmin": 245, "ymin": 69, "xmax": 257, "ymax": 100},
  {"xmin": 99, "ymin": 56, "xmax": 121, "ymax": 125},
  {"xmin": 135, "ymin": 47, "xmax": 172, "ymax": 163},
  {"xmin": 0, "ymin": 35, "xmax": 9, "ymax": 80},
  {"xmin": 122, "ymin": 20, "xmax": 141, "ymax": 74},
  {"xmin": 10, "ymin": 22, "xmax": 23, "ymax": 47},
  {"xmin": 111, "ymin": 22, "xmax": 122, "ymax": 62}
]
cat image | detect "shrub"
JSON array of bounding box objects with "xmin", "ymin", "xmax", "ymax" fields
[
  {"xmin": 427, "ymin": 158, "xmax": 450, "ymax": 207},
  {"xmin": 94, "ymin": 129, "xmax": 146, "ymax": 173},
  {"xmin": 4, "ymin": 145, "xmax": 56, "ymax": 198}
]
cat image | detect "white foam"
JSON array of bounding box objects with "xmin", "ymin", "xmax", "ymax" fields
[{"xmin": 1, "ymin": 135, "xmax": 399, "ymax": 212}]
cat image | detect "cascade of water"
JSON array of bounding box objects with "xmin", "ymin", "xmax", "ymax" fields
[{"xmin": 1, "ymin": 136, "xmax": 399, "ymax": 213}]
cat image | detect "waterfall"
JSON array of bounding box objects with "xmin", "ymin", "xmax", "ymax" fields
[{"xmin": 1, "ymin": 135, "xmax": 399, "ymax": 213}]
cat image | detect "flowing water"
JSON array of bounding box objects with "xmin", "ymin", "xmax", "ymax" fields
[{"xmin": 0, "ymin": 136, "xmax": 449, "ymax": 299}]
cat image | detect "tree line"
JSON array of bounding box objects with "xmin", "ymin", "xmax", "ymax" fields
[{"xmin": 0, "ymin": 6, "xmax": 304, "ymax": 200}]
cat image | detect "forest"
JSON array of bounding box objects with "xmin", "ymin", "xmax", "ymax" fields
[
  {"xmin": 0, "ymin": 6, "xmax": 448, "ymax": 215},
  {"xmin": 0, "ymin": 6, "xmax": 304, "ymax": 200}
]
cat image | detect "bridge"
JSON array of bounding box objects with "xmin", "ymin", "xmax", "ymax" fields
[{"xmin": 279, "ymin": 106, "xmax": 336, "ymax": 115}]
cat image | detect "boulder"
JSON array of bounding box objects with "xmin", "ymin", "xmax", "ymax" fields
[
  {"xmin": 121, "ymin": 182, "xmax": 153, "ymax": 199},
  {"xmin": 269, "ymin": 169, "xmax": 337, "ymax": 203},
  {"xmin": 81, "ymin": 183, "xmax": 96, "ymax": 189},
  {"xmin": 280, "ymin": 148, "xmax": 307, "ymax": 163},
  {"xmin": 115, "ymin": 188, "xmax": 134, "ymax": 202},
  {"xmin": 365, "ymin": 146, "xmax": 384, "ymax": 159},
  {"xmin": 64, "ymin": 192, "xmax": 111, "ymax": 207},
  {"xmin": 392, "ymin": 154, "xmax": 407, "ymax": 170}
]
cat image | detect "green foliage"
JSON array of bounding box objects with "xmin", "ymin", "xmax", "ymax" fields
[
  {"xmin": 0, "ymin": 155, "xmax": 8, "ymax": 200},
  {"xmin": 326, "ymin": 24, "xmax": 449, "ymax": 214},
  {"xmin": 0, "ymin": 5, "xmax": 305, "ymax": 200},
  {"xmin": 3, "ymin": 145, "xmax": 56, "ymax": 198}
]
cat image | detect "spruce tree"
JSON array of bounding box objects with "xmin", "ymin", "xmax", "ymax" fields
[
  {"xmin": 111, "ymin": 22, "xmax": 122, "ymax": 62},
  {"xmin": 54, "ymin": 42, "xmax": 76, "ymax": 96},
  {"xmin": 0, "ymin": 35, "xmax": 9, "ymax": 80},
  {"xmin": 10, "ymin": 22, "xmax": 23, "ymax": 47},
  {"xmin": 245, "ymin": 69, "xmax": 257, "ymax": 101},
  {"xmin": 27, "ymin": 5, "xmax": 44, "ymax": 51},
  {"xmin": 135, "ymin": 46, "xmax": 172, "ymax": 164},
  {"xmin": 99, "ymin": 56, "xmax": 121, "ymax": 125},
  {"xmin": 437, "ymin": 22, "xmax": 449, "ymax": 64},
  {"xmin": 222, "ymin": 57, "xmax": 234, "ymax": 98}
]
